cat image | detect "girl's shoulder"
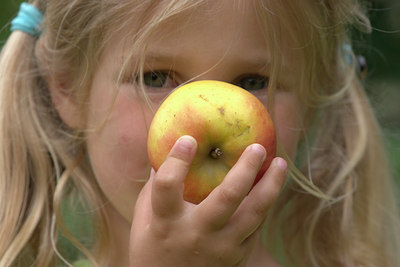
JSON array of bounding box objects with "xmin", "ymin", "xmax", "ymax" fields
[{"xmin": 73, "ymin": 259, "xmax": 91, "ymax": 267}]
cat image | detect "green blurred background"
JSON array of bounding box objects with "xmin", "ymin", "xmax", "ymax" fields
[{"xmin": 1, "ymin": 0, "xmax": 399, "ymax": 183}]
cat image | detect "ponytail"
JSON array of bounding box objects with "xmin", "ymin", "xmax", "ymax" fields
[{"xmin": 0, "ymin": 26, "xmax": 58, "ymax": 265}]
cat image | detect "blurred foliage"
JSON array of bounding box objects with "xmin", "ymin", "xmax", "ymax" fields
[
  {"xmin": 0, "ymin": 0, "xmax": 23, "ymax": 44},
  {"xmin": 0, "ymin": 1, "xmax": 399, "ymax": 179}
]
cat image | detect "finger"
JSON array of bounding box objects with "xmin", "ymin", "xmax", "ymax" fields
[
  {"xmin": 132, "ymin": 169, "xmax": 155, "ymax": 230},
  {"xmin": 196, "ymin": 144, "xmax": 266, "ymax": 230},
  {"xmin": 151, "ymin": 135, "xmax": 197, "ymax": 219},
  {"xmin": 227, "ymin": 157, "xmax": 287, "ymax": 243}
]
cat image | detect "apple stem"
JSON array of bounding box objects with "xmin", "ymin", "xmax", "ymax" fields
[{"xmin": 209, "ymin": 148, "xmax": 223, "ymax": 159}]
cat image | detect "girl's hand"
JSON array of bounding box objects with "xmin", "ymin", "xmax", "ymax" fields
[{"xmin": 130, "ymin": 135, "xmax": 287, "ymax": 267}]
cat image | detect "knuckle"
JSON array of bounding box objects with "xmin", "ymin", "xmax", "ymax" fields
[
  {"xmin": 219, "ymin": 185, "xmax": 242, "ymax": 204},
  {"xmin": 263, "ymin": 172, "xmax": 285, "ymax": 199},
  {"xmin": 154, "ymin": 171, "xmax": 177, "ymax": 191},
  {"xmin": 269, "ymin": 181, "xmax": 282, "ymax": 199},
  {"xmin": 214, "ymin": 243, "xmax": 243, "ymax": 265},
  {"xmin": 166, "ymin": 156, "xmax": 191, "ymax": 174},
  {"xmin": 150, "ymin": 220, "xmax": 171, "ymax": 240},
  {"xmin": 243, "ymin": 156, "xmax": 261, "ymax": 171},
  {"xmin": 251, "ymin": 200, "xmax": 269, "ymax": 219},
  {"xmin": 186, "ymin": 231, "xmax": 202, "ymax": 249}
]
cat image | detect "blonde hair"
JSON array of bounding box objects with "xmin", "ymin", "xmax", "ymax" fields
[{"xmin": 0, "ymin": 0, "xmax": 399, "ymax": 266}]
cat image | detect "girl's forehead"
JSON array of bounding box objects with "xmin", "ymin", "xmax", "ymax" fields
[
  {"xmin": 98, "ymin": 0, "xmax": 304, "ymax": 87},
  {"xmin": 101, "ymin": 1, "xmax": 266, "ymax": 64},
  {"xmin": 105, "ymin": 0, "xmax": 302, "ymax": 50},
  {"xmin": 110, "ymin": 2, "xmax": 265, "ymax": 55}
]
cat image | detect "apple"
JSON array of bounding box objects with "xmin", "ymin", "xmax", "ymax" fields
[{"xmin": 147, "ymin": 80, "xmax": 276, "ymax": 204}]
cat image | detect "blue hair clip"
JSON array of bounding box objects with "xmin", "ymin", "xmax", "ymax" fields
[
  {"xmin": 341, "ymin": 43, "xmax": 368, "ymax": 78},
  {"xmin": 11, "ymin": 2, "xmax": 43, "ymax": 37},
  {"xmin": 342, "ymin": 43, "xmax": 353, "ymax": 65}
]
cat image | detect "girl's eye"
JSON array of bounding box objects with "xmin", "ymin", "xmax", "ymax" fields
[
  {"xmin": 234, "ymin": 75, "xmax": 269, "ymax": 91},
  {"xmin": 142, "ymin": 71, "xmax": 174, "ymax": 88}
]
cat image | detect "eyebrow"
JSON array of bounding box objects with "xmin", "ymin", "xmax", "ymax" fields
[
  {"xmin": 141, "ymin": 52, "xmax": 176, "ymax": 64},
  {"xmin": 141, "ymin": 51, "xmax": 271, "ymax": 70}
]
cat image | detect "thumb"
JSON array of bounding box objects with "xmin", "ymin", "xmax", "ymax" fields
[{"xmin": 132, "ymin": 168, "xmax": 155, "ymax": 229}]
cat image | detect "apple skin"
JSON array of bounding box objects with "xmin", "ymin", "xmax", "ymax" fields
[{"xmin": 147, "ymin": 80, "xmax": 276, "ymax": 204}]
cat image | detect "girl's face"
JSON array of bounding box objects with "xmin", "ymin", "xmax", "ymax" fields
[{"xmin": 75, "ymin": 0, "xmax": 302, "ymax": 222}]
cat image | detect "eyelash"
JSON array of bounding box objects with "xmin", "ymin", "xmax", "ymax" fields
[
  {"xmin": 233, "ymin": 74, "xmax": 269, "ymax": 92},
  {"xmin": 141, "ymin": 70, "xmax": 177, "ymax": 89},
  {"xmin": 130, "ymin": 70, "xmax": 269, "ymax": 92}
]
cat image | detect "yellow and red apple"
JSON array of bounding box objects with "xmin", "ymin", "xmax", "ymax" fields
[{"xmin": 147, "ymin": 80, "xmax": 276, "ymax": 204}]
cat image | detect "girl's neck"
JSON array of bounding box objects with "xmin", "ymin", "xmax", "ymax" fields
[{"xmin": 105, "ymin": 204, "xmax": 131, "ymax": 267}]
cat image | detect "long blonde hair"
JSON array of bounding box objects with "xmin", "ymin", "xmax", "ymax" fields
[
  {"xmin": 0, "ymin": 0, "xmax": 399, "ymax": 266},
  {"xmin": 258, "ymin": 1, "xmax": 400, "ymax": 266}
]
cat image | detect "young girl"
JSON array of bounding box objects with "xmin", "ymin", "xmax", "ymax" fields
[{"xmin": 1, "ymin": 0, "xmax": 399, "ymax": 266}]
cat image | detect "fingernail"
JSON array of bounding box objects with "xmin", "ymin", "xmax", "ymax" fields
[
  {"xmin": 249, "ymin": 144, "xmax": 266, "ymax": 163},
  {"xmin": 175, "ymin": 135, "xmax": 196, "ymax": 154},
  {"xmin": 274, "ymin": 157, "xmax": 287, "ymax": 172}
]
